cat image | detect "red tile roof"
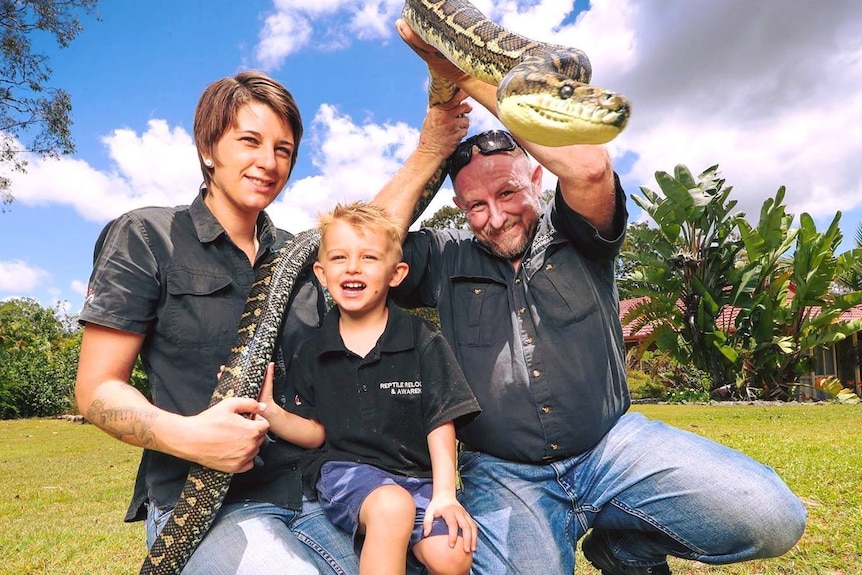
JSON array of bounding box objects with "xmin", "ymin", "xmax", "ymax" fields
[{"xmin": 620, "ymin": 297, "xmax": 862, "ymax": 342}]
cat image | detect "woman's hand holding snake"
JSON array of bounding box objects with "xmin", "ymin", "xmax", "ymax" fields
[{"xmin": 160, "ymin": 398, "xmax": 269, "ymax": 474}]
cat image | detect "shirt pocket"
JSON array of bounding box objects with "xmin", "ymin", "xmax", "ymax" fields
[
  {"xmin": 528, "ymin": 252, "xmax": 599, "ymax": 328},
  {"xmin": 451, "ymin": 277, "xmax": 509, "ymax": 347},
  {"xmin": 165, "ymin": 269, "xmax": 238, "ymax": 347}
]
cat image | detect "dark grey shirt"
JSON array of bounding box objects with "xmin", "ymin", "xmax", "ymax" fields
[
  {"xmin": 79, "ymin": 190, "xmax": 325, "ymax": 520},
  {"xmin": 391, "ymin": 178, "xmax": 630, "ymax": 463}
]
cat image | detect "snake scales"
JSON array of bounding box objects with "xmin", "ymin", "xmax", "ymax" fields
[
  {"xmin": 139, "ymin": 229, "xmax": 322, "ymax": 574},
  {"xmin": 403, "ymin": 0, "xmax": 631, "ymax": 145},
  {"xmin": 140, "ymin": 1, "xmax": 626, "ymax": 573}
]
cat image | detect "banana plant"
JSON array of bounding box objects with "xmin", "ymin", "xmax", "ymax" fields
[
  {"xmin": 732, "ymin": 211, "xmax": 862, "ymax": 398},
  {"xmin": 621, "ymin": 164, "xmax": 745, "ymax": 388},
  {"xmin": 621, "ymin": 165, "xmax": 862, "ymax": 399}
]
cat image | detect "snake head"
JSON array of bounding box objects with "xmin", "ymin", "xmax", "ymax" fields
[{"xmin": 497, "ymin": 56, "xmax": 631, "ymax": 146}]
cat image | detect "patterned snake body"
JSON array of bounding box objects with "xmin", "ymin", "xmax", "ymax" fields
[
  {"xmin": 402, "ymin": 0, "xmax": 631, "ymax": 145},
  {"xmin": 140, "ymin": 229, "xmax": 321, "ymax": 575}
]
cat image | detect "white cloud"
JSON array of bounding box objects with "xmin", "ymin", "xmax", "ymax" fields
[
  {"xmin": 8, "ymin": 0, "xmax": 862, "ymax": 259},
  {"xmin": 9, "ymin": 120, "xmax": 201, "ymax": 223},
  {"xmin": 267, "ymin": 102, "xmax": 444, "ymax": 232},
  {"xmin": 4, "ymin": 102, "xmax": 451, "ymax": 236},
  {"xmin": 256, "ymin": 0, "xmax": 402, "ymax": 68},
  {"xmin": 0, "ymin": 260, "xmax": 51, "ymax": 294},
  {"xmin": 591, "ymin": 0, "xmax": 862, "ymax": 222},
  {"xmin": 70, "ymin": 279, "xmax": 88, "ymax": 297}
]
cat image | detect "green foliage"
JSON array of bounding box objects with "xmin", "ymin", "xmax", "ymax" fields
[
  {"xmin": 626, "ymin": 349, "xmax": 712, "ymax": 401},
  {"xmin": 616, "ymin": 222, "xmax": 654, "ymax": 298},
  {"xmin": 420, "ymin": 204, "xmax": 467, "ymax": 230},
  {"xmin": 403, "ymin": 306, "xmax": 441, "ymax": 330},
  {"xmin": 129, "ymin": 356, "xmax": 151, "ymax": 400},
  {"xmin": 621, "ymin": 164, "xmax": 862, "ymax": 400},
  {"xmin": 0, "ymin": 0, "xmax": 100, "ymax": 205},
  {"xmin": 731, "ymin": 209, "xmax": 862, "ymax": 398},
  {"xmin": 621, "ymin": 165, "xmax": 744, "ymax": 388},
  {"xmin": 0, "ymin": 297, "xmax": 80, "ymax": 418},
  {"xmin": 625, "ymin": 368, "xmax": 666, "ymax": 400},
  {"xmin": 664, "ymin": 387, "xmax": 711, "ymax": 403},
  {"xmin": 835, "ymin": 221, "xmax": 862, "ymax": 291},
  {"xmin": 813, "ymin": 376, "xmax": 861, "ymax": 404}
]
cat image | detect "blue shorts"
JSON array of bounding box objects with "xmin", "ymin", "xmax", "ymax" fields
[{"xmin": 316, "ymin": 460, "xmax": 453, "ymax": 549}]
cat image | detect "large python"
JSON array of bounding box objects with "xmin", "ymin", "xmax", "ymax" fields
[
  {"xmin": 140, "ymin": 1, "xmax": 626, "ymax": 573},
  {"xmin": 402, "ymin": 0, "xmax": 631, "ymax": 145}
]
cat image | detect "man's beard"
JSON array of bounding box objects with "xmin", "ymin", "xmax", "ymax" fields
[{"xmin": 484, "ymin": 217, "xmax": 538, "ymax": 260}]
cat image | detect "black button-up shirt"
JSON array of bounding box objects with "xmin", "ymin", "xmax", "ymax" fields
[
  {"xmin": 80, "ymin": 190, "xmax": 325, "ymax": 520},
  {"xmin": 288, "ymin": 303, "xmax": 480, "ymax": 493},
  {"xmin": 392, "ymin": 178, "xmax": 630, "ymax": 463}
]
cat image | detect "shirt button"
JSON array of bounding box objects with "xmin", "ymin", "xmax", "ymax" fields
[
  {"xmin": 541, "ymin": 405, "xmax": 550, "ymax": 414},
  {"xmin": 474, "ymin": 288, "xmax": 482, "ymax": 295},
  {"xmin": 550, "ymin": 443, "xmax": 559, "ymax": 451},
  {"xmin": 519, "ymin": 307, "xmax": 527, "ymax": 314},
  {"xmin": 546, "ymin": 263, "xmax": 553, "ymax": 271},
  {"xmin": 532, "ymin": 369, "xmax": 541, "ymax": 378},
  {"xmin": 514, "ymin": 278, "xmax": 521, "ymax": 284}
]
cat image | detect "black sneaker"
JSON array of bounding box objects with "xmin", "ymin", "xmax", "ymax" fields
[{"xmin": 581, "ymin": 531, "xmax": 671, "ymax": 575}]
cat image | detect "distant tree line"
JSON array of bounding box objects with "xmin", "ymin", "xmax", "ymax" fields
[{"xmin": 0, "ymin": 298, "xmax": 80, "ymax": 417}]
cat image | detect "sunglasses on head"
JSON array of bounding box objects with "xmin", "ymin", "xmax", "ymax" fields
[{"xmin": 447, "ymin": 130, "xmax": 526, "ymax": 181}]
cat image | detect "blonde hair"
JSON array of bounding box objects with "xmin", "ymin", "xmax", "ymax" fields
[{"xmin": 317, "ymin": 201, "xmax": 405, "ymax": 261}]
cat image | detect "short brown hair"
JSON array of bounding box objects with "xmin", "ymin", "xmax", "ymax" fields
[
  {"xmin": 193, "ymin": 70, "xmax": 303, "ymax": 187},
  {"xmin": 317, "ymin": 202, "xmax": 405, "ymax": 261}
]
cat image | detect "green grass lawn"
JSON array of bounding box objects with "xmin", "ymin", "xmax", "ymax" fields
[{"xmin": 1, "ymin": 403, "xmax": 859, "ymax": 575}]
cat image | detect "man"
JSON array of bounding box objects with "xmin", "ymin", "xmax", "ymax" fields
[{"xmin": 374, "ymin": 20, "xmax": 807, "ymax": 575}]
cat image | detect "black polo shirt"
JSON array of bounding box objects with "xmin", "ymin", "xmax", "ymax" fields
[
  {"xmin": 79, "ymin": 189, "xmax": 325, "ymax": 520},
  {"xmin": 288, "ymin": 303, "xmax": 480, "ymax": 491},
  {"xmin": 391, "ymin": 177, "xmax": 630, "ymax": 464}
]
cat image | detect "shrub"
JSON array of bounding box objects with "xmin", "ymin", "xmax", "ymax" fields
[{"xmin": 627, "ymin": 369, "xmax": 666, "ymax": 400}]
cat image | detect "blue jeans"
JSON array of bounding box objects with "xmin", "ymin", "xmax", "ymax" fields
[
  {"xmin": 459, "ymin": 412, "xmax": 806, "ymax": 574},
  {"xmin": 146, "ymin": 497, "xmax": 359, "ymax": 575}
]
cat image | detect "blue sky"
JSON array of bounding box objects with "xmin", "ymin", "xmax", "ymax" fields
[{"xmin": 2, "ymin": 0, "xmax": 861, "ymax": 311}]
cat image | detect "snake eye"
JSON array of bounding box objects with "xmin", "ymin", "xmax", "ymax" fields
[{"xmin": 559, "ymin": 85, "xmax": 574, "ymax": 100}]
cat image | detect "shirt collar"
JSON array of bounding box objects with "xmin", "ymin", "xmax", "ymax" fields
[
  {"xmin": 316, "ymin": 301, "xmax": 416, "ymax": 357},
  {"xmin": 189, "ymin": 187, "xmax": 278, "ymax": 251}
]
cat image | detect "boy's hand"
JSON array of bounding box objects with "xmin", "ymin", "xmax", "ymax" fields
[
  {"xmin": 257, "ymin": 362, "xmax": 276, "ymax": 407},
  {"xmin": 424, "ymin": 495, "xmax": 477, "ymax": 552}
]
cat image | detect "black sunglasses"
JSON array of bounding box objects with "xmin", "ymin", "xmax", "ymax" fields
[{"xmin": 447, "ymin": 130, "xmax": 526, "ymax": 181}]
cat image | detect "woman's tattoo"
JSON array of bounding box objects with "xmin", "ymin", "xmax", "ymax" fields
[{"xmin": 86, "ymin": 398, "xmax": 159, "ymax": 448}]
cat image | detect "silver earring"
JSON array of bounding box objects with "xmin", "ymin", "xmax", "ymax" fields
[{"xmin": 203, "ymin": 158, "xmax": 213, "ymax": 167}]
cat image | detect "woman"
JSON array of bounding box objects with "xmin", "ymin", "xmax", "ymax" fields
[{"xmin": 75, "ymin": 70, "xmax": 358, "ymax": 574}]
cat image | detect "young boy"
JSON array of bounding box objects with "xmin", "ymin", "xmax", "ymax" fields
[{"xmin": 260, "ymin": 201, "xmax": 480, "ymax": 575}]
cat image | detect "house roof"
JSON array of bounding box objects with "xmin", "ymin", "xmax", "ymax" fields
[{"xmin": 620, "ymin": 296, "xmax": 862, "ymax": 342}]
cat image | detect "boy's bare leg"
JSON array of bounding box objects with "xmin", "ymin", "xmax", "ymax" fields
[
  {"xmin": 413, "ymin": 534, "xmax": 473, "ymax": 575},
  {"xmin": 358, "ymin": 485, "xmax": 415, "ymax": 575}
]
